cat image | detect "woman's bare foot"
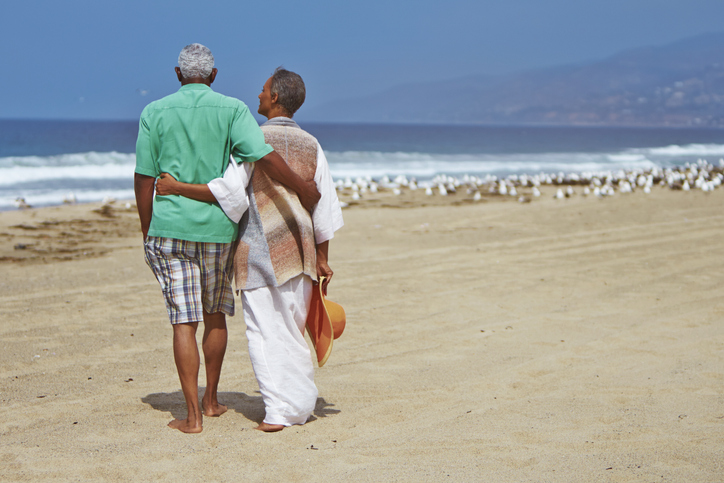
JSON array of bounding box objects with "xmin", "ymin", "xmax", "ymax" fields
[
  {"xmin": 254, "ymin": 422, "xmax": 285, "ymax": 432},
  {"xmin": 202, "ymin": 400, "xmax": 228, "ymax": 417},
  {"xmin": 168, "ymin": 418, "xmax": 203, "ymax": 433}
]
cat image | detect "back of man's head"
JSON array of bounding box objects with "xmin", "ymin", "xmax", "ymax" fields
[
  {"xmin": 271, "ymin": 67, "xmax": 306, "ymax": 116},
  {"xmin": 178, "ymin": 43, "xmax": 214, "ymax": 80}
]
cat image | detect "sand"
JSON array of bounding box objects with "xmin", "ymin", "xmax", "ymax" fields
[{"xmin": 1, "ymin": 188, "xmax": 723, "ymax": 482}]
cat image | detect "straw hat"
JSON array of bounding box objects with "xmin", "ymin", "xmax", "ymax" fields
[{"xmin": 306, "ymin": 277, "xmax": 346, "ymax": 367}]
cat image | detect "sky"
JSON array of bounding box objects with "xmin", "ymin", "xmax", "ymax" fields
[{"xmin": 3, "ymin": 0, "xmax": 724, "ymax": 121}]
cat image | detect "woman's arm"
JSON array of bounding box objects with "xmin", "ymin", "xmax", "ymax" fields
[{"xmin": 155, "ymin": 172, "xmax": 217, "ymax": 203}]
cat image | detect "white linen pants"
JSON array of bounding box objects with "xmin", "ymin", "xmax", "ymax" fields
[{"xmin": 241, "ymin": 274, "xmax": 318, "ymax": 426}]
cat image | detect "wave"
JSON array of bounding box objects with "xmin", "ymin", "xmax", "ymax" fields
[
  {"xmin": 324, "ymin": 151, "xmax": 660, "ymax": 178},
  {"xmin": 3, "ymin": 144, "xmax": 724, "ymax": 209},
  {"xmin": 639, "ymin": 143, "xmax": 724, "ymax": 157},
  {"xmin": 0, "ymin": 151, "xmax": 135, "ymax": 168},
  {"xmin": 0, "ymin": 152, "xmax": 136, "ymax": 186},
  {"xmin": 0, "ymin": 189, "xmax": 135, "ymax": 210}
]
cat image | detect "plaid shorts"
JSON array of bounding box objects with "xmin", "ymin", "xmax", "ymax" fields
[{"xmin": 144, "ymin": 236, "xmax": 235, "ymax": 324}]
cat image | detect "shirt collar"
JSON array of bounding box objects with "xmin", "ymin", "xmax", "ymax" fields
[{"xmin": 179, "ymin": 83, "xmax": 212, "ymax": 91}]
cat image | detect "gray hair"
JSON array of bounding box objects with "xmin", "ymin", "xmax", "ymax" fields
[
  {"xmin": 178, "ymin": 43, "xmax": 214, "ymax": 79},
  {"xmin": 270, "ymin": 67, "xmax": 306, "ymax": 116}
]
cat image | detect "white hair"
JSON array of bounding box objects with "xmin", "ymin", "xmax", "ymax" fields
[{"xmin": 178, "ymin": 43, "xmax": 214, "ymax": 79}]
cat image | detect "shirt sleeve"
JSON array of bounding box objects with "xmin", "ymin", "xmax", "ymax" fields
[
  {"xmin": 312, "ymin": 142, "xmax": 344, "ymax": 243},
  {"xmin": 230, "ymin": 104, "xmax": 274, "ymax": 164},
  {"xmin": 134, "ymin": 112, "xmax": 158, "ymax": 177},
  {"xmin": 207, "ymin": 159, "xmax": 254, "ymax": 223}
]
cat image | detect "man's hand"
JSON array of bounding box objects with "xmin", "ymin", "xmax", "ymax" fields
[
  {"xmin": 299, "ymin": 179, "xmax": 321, "ymax": 213},
  {"xmin": 155, "ymin": 172, "xmax": 180, "ymax": 196}
]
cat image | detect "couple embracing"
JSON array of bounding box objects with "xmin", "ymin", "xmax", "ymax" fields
[{"xmin": 134, "ymin": 43, "xmax": 343, "ymax": 433}]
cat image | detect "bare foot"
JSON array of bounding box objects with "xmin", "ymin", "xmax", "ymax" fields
[
  {"xmin": 202, "ymin": 401, "xmax": 228, "ymax": 417},
  {"xmin": 168, "ymin": 418, "xmax": 203, "ymax": 433},
  {"xmin": 254, "ymin": 422, "xmax": 285, "ymax": 432}
]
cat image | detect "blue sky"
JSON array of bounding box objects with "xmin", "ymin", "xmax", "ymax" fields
[{"xmin": 3, "ymin": 0, "xmax": 724, "ymax": 121}]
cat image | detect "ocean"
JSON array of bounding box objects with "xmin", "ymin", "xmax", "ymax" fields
[{"xmin": 1, "ymin": 119, "xmax": 723, "ymax": 210}]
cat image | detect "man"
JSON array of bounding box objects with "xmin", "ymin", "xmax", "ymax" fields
[
  {"xmin": 135, "ymin": 45, "xmax": 319, "ymax": 434},
  {"xmin": 156, "ymin": 68, "xmax": 344, "ymax": 432}
]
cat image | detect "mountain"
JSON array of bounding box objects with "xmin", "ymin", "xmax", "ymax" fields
[{"xmin": 302, "ymin": 32, "xmax": 724, "ymax": 127}]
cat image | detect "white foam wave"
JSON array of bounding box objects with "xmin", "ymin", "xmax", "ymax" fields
[
  {"xmin": 0, "ymin": 189, "xmax": 135, "ymax": 210},
  {"xmin": 641, "ymin": 144, "xmax": 724, "ymax": 156},
  {"xmin": 3, "ymin": 143, "xmax": 724, "ymax": 209},
  {"xmin": 0, "ymin": 151, "xmax": 135, "ymax": 168},
  {"xmin": 325, "ymin": 150, "xmax": 659, "ymax": 179},
  {"xmin": 0, "ymin": 164, "xmax": 135, "ymax": 186}
]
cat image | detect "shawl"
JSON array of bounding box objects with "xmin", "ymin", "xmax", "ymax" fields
[{"xmin": 234, "ymin": 117, "xmax": 319, "ymax": 290}]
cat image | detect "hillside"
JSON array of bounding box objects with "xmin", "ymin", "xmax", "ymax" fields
[{"xmin": 302, "ymin": 32, "xmax": 724, "ymax": 127}]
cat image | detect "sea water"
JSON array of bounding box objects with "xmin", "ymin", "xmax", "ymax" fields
[{"xmin": 1, "ymin": 119, "xmax": 723, "ymax": 210}]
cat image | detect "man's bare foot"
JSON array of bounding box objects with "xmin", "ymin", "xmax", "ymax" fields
[
  {"xmin": 202, "ymin": 401, "xmax": 228, "ymax": 417},
  {"xmin": 168, "ymin": 418, "xmax": 203, "ymax": 433},
  {"xmin": 254, "ymin": 422, "xmax": 285, "ymax": 432}
]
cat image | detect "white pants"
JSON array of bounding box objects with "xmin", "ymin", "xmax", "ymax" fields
[{"xmin": 241, "ymin": 274, "xmax": 318, "ymax": 426}]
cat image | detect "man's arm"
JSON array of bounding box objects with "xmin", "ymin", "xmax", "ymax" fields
[
  {"xmin": 134, "ymin": 173, "xmax": 156, "ymax": 241},
  {"xmin": 256, "ymin": 151, "xmax": 320, "ymax": 212}
]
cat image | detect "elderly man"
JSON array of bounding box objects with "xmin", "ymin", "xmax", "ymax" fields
[
  {"xmin": 135, "ymin": 45, "xmax": 319, "ymax": 434},
  {"xmin": 156, "ymin": 68, "xmax": 344, "ymax": 432}
]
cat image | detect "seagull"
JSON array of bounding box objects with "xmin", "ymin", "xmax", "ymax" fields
[
  {"xmin": 438, "ymin": 184, "xmax": 448, "ymax": 196},
  {"xmin": 351, "ymin": 192, "xmax": 360, "ymax": 201},
  {"xmin": 532, "ymin": 187, "xmax": 541, "ymax": 197},
  {"xmin": 473, "ymin": 191, "xmax": 482, "ymax": 201},
  {"xmin": 425, "ymin": 187, "xmax": 434, "ymax": 196},
  {"xmin": 14, "ymin": 197, "xmax": 32, "ymax": 209},
  {"xmin": 63, "ymin": 192, "xmax": 77, "ymax": 204},
  {"xmin": 498, "ymin": 181, "xmax": 507, "ymax": 196},
  {"xmin": 555, "ymin": 188, "xmax": 565, "ymax": 199}
]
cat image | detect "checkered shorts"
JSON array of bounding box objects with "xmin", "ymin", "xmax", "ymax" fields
[{"xmin": 144, "ymin": 236, "xmax": 235, "ymax": 324}]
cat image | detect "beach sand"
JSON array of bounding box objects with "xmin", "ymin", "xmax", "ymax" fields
[{"xmin": 1, "ymin": 188, "xmax": 723, "ymax": 482}]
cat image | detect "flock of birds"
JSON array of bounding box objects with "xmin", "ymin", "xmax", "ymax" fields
[
  {"xmin": 334, "ymin": 159, "xmax": 724, "ymax": 205},
  {"xmin": 13, "ymin": 159, "xmax": 724, "ymax": 210}
]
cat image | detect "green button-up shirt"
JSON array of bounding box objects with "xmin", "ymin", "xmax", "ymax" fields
[{"xmin": 135, "ymin": 83, "xmax": 273, "ymax": 243}]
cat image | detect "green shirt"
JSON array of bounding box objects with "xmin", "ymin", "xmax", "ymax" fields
[{"xmin": 135, "ymin": 83, "xmax": 273, "ymax": 243}]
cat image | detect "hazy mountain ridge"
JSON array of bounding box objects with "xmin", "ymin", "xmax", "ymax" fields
[{"xmin": 302, "ymin": 32, "xmax": 724, "ymax": 127}]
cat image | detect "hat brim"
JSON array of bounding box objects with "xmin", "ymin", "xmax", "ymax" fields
[{"xmin": 306, "ymin": 282, "xmax": 334, "ymax": 367}]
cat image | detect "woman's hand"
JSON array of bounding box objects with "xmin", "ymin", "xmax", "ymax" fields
[
  {"xmin": 317, "ymin": 260, "xmax": 333, "ymax": 296},
  {"xmin": 155, "ymin": 173, "xmax": 179, "ymax": 196}
]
